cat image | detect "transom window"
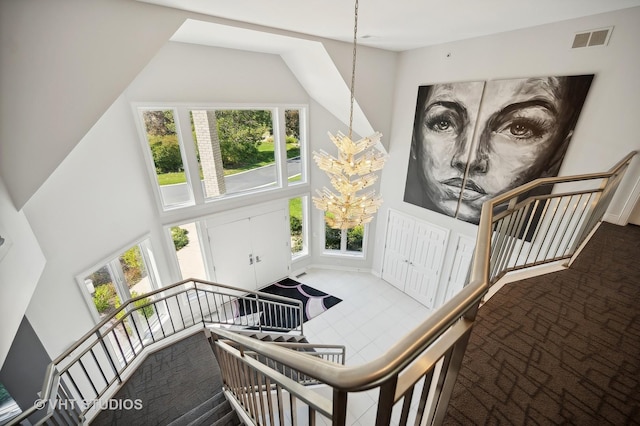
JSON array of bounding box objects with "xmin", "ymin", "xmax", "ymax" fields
[{"xmin": 135, "ymin": 105, "xmax": 307, "ymax": 211}]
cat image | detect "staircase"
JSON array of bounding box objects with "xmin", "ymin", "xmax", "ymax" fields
[
  {"xmin": 232, "ymin": 330, "xmax": 311, "ymax": 344},
  {"xmin": 9, "ymin": 152, "xmax": 636, "ymax": 426},
  {"xmin": 167, "ymin": 391, "xmax": 240, "ymax": 426},
  {"xmin": 160, "ymin": 330, "xmax": 341, "ymax": 426}
]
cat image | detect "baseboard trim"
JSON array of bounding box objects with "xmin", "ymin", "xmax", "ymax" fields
[
  {"xmin": 603, "ymin": 212, "xmax": 620, "ymax": 225},
  {"xmin": 483, "ymin": 260, "xmax": 568, "ymax": 303},
  {"xmin": 306, "ymin": 263, "xmax": 374, "ymax": 274}
]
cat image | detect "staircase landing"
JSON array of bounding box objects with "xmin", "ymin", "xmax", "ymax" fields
[
  {"xmin": 444, "ymin": 223, "xmax": 640, "ymax": 424},
  {"xmin": 90, "ymin": 332, "xmax": 225, "ymax": 425}
]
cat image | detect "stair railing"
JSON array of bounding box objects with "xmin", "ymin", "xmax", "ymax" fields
[
  {"xmin": 9, "ymin": 151, "xmax": 636, "ymax": 426},
  {"xmin": 206, "ymin": 151, "xmax": 637, "ymax": 425},
  {"xmin": 7, "ymin": 279, "xmax": 304, "ymax": 425}
]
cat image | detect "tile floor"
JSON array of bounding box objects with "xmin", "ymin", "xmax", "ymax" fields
[{"xmin": 280, "ymin": 267, "xmax": 434, "ymax": 425}]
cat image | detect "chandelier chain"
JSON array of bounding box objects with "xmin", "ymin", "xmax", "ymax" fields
[
  {"xmin": 312, "ymin": 0, "xmax": 386, "ymax": 230},
  {"xmin": 349, "ymin": 0, "xmax": 359, "ymax": 140}
]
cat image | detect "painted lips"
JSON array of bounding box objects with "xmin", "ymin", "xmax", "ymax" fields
[{"xmin": 441, "ymin": 177, "xmax": 487, "ymax": 201}]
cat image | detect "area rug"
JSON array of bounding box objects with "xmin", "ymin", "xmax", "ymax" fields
[
  {"xmin": 235, "ymin": 278, "xmax": 341, "ymax": 329},
  {"xmin": 260, "ymin": 278, "xmax": 342, "ymax": 323}
]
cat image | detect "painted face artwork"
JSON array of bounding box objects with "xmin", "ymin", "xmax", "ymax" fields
[
  {"xmin": 405, "ymin": 75, "xmax": 593, "ymax": 224},
  {"xmin": 414, "ymin": 81, "xmax": 485, "ymax": 219}
]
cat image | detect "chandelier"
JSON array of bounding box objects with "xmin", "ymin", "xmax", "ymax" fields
[{"xmin": 312, "ymin": 0, "xmax": 387, "ymax": 230}]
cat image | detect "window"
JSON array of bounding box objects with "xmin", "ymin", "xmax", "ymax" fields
[
  {"xmin": 140, "ymin": 109, "xmax": 193, "ymax": 209},
  {"xmin": 79, "ymin": 239, "xmax": 159, "ymax": 321},
  {"xmin": 0, "ymin": 382, "xmax": 21, "ymax": 424},
  {"xmin": 169, "ymin": 222, "xmax": 208, "ymax": 280},
  {"xmin": 78, "ymin": 239, "xmax": 167, "ymax": 365},
  {"xmin": 285, "ymin": 109, "xmax": 304, "ymax": 186},
  {"xmin": 136, "ymin": 105, "xmax": 307, "ymax": 211},
  {"xmin": 323, "ymin": 213, "xmax": 366, "ymax": 256},
  {"xmin": 289, "ymin": 195, "xmax": 309, "ymax": 259}
]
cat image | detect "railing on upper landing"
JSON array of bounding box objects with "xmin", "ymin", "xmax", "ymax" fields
[
  {"xmin": 207, "ymin": 151, "xmax": 637, "ymax": 426},
  {"xmin": 9, "ymin": 151, "xmax": 637, "ymax": 426}
]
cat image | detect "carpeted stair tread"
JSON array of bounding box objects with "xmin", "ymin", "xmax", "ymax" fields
[
  {"xmin": 167, "ymin": 391, "xmax": 235, "ymax": 426},
  {"xmin": 210, "ymin": 409, "xmax": 242, "ymax": 426},
  {"xmin": 189, "ymin": 399, "xmax": 239, "ymax": 426},
  {"xmin": 229, "ymin": 329, "xmax": 310, "ymax": 344}
]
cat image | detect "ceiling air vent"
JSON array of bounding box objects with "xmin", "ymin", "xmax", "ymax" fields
[{"xmin": 572, "ymin": 27, "xmax": 613, "ymax": 48}]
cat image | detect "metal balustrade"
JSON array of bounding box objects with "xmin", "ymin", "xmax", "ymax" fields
[
  {"xmin": 9, "ymin": 151, "xmax": 636, "ymax": 426},
  {"xmin": 8, "ymin": 280, "xmax": 304, "ymax": 425},
  {"xmin": 205, "ymin": 151, "xmax": 637, "ymax": 426}
]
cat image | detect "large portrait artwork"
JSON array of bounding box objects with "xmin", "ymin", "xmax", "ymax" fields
[{"xmin": 404, "ymin": 75, "xmax": 594, "ymax": 225}]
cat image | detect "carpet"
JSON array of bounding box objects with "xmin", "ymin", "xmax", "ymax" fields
[
  {"xmin": 443, "ymin": 223, "xmax": 640, "ymax": 425},
  {"xmin": 236, "ymin": 278, "xmax": 341, "ymax": 330},
  {"xmin": 260, "ymin": 278, "xmax": 342, "ymax": 322}
]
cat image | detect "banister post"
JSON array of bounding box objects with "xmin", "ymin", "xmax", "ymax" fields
[
  {"xmin": 96, "ymin": 330, "xmax": 122, "ymax": 384},
  {"xmin": 375, "ymin": 376, "xmax": 398, "ymax": 426},
  {"xmin": 332, "ymin": 389, "xmax": 348, "ymax": 425}
]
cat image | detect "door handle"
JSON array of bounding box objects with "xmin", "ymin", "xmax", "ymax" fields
[
  {"xmin": 256, "ymin": 255, "xmax": 262, "ymax": 263},
  {"xmin": 249, "ymin": 254, "xmax": 253, "ymax": 265}
]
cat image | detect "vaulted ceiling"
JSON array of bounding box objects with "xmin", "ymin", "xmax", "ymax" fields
[{"xmin": 138, "ymin": 0, "xmax": 640, "ymax": 51}]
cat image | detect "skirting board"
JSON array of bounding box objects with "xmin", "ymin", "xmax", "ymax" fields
[{"xmin": 483, "ymin": 260, "xmax": 568, "ymax": 303}]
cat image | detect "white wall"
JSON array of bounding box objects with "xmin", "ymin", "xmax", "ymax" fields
[
  {"xmin": 125, "ymin": 42, "xmax": 309, "ymax": 105},
  {"xmin": 0, "ymin": 179, "xmax": 46, "ymax": 368},
  {"xmin": 0, "ymin": 0, "xmax": 189, "ymax": 209},
  {"xmin": 21, "ymin": 40, "xmax": 379, "ymax": 358},
  {"xmin": 13, "ymin": 1, "xmax": 639, "ymax": 365},
  {"xmin": 22, "ymin": 94, "xmax": 161, "ymax": 358},
  {"xmin": 372, "ymin": 7, "xmax": 640, "ymax": 276}
]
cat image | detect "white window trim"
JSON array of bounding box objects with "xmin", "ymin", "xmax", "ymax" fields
[
  {"xmin": 290, "ymin": 194, "xmax": 311, "ymax": 261},
  {"xmin": 132, "ymin": 102, "xmax": 309, "ymax": 215},
  {"xmin": 76, "ymin": 235, "xmax": 160, "ymax": 323},
  {"xmin": 321, "ymin": 220, "xmax": 368, "ymax": 259}
]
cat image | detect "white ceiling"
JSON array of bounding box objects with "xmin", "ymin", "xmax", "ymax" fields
[{"xmin": 139, "ymin": 0, "xmax": 640, "ymax": 51}]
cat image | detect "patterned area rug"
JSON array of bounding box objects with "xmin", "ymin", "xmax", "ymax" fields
[
  {"xmin": 260, "ymin": 278, "xmax": 342, "ymax": 323},
  {"xmin": 235, "ymin": 278, "xmax": 341, "ymax": 329}
]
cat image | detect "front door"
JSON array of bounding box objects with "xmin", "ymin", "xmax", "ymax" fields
[
  {"xmin": 207, "ymin": 209, "xmax": 290, "ymax": 292},
  {"xmin": 250, "ymin": 209, "xmax": 289, "ymax": 288},
  {"xmin": 207, "ymin": 218, "xmax": 257, "ymax": 292}
]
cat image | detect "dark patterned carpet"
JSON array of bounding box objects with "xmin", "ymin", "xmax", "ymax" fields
[
  {"xmin": 444, "ymin": 222, "xmax": 640, "ymax": 425},
  {"xmin": 237, "ymin": 278, "xmax": 342, "ymax": 330},
  {"xmin": 260, "ymin": 278, "xmax": 342, "ymax": 322}
]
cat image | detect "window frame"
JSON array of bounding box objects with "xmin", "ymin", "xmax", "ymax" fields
[
  {"xmin": 321, "ymin": 220, "xmax": 369, "ymax": 259},
  {"xmin": 164, "ymin": 220, "xmax": 213, "ymax": 282},
  {"xmin": 133, "ymin": 103, "xmax": 309, "ymax": 214},
  {"xmin": 76, "ymin": 236, "xmax": 160, "ymax": 323},
  {"xmin": 289, "ymin": 194, "xmax": 310, "ymax": 261}
]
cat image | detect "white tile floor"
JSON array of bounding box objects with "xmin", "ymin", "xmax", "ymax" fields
[{"xmin": 283, "ymin": 267, "xmax": 434, "ymax": 425}]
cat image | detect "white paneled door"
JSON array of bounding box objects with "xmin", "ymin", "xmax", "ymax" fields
[
  {"xmin": 404, "ymin": 221, "xmax": 448, "ymax": 307},
  {"xmin": 250, "ymin": 209, "xmax": 290, "ymax": 288},
  {"xmin": 444, "ymin": 235, "xmax": 476, "ymax": 303},
  {"xmin": 207, "ymin": 218, "xmax": 257, "ymax": 291},
  {"xmin": 382, "ymin": 210, "xmax": 449, "ymax": 308},
  {"xmin": 207, "ymin": 209, "xmax": 289, "ymax": 292},
  {"xmin": 381, "ymin": 211, "xmax": 414, "ymax": 291}
]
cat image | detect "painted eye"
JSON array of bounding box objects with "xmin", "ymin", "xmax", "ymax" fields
[
  {"xmin": 425, "ymin": 114, "xmax": 458, "ymax": 134},
  {"xmin": 501, "ymin": 119, "xmax": 545, "ymax": 140},
  {"xmin": 423, "ymin": 104, "xmax": 463, "ymax": 137},
  {"xmin": 434, "ymin": 119, "xmax": 452, "ymax": 131},
  {"xmin": 509, "ymin": 122, "xmax": 530, "ymax": 137}
]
